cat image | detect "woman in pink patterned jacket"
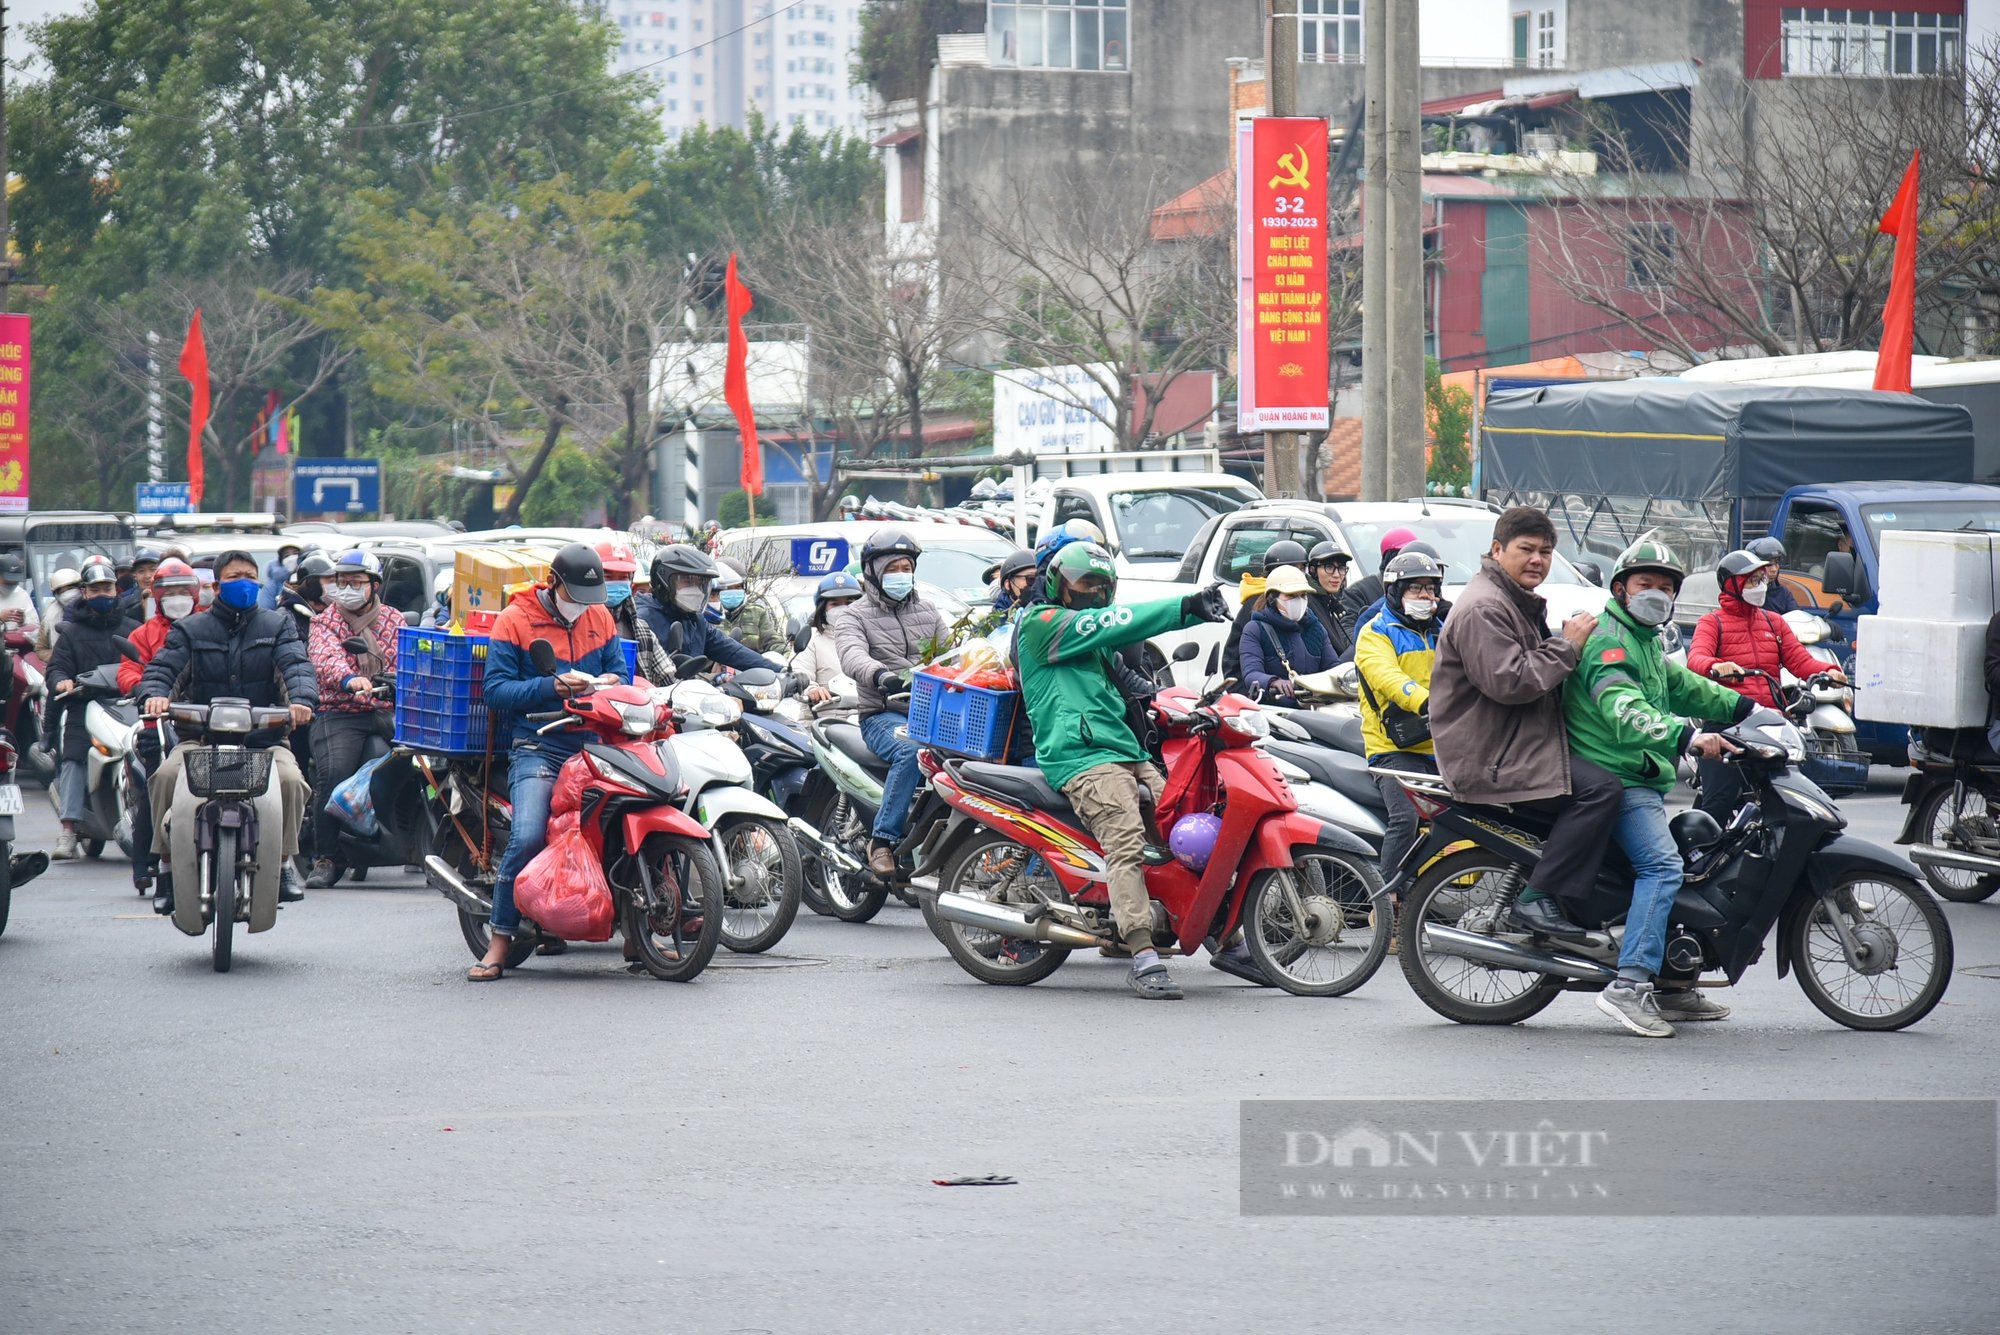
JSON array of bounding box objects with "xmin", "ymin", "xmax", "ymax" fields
[{"xmin": 304, "ymin": 550, "xmax": 407, "ymax": 887}]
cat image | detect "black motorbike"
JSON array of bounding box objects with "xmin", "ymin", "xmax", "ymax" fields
[
  {"xmin": 1897, "ymin": 725, "xmax": 2000, "ymax": 904},
  {"xmin": 310, "ymin": 637, "xmax": 425, "ymax": 881},
  {"xmin": 721, "ymin": 671, "xmax": 829, "ymax": 912},
  {"xmin": 1390, "ymin": 705, "xmax": 1954, "ymax": 1031}
]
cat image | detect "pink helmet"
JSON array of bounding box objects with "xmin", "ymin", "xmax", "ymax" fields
[
  {"xmin": 1170, "ymin": 812, "xmax": 1224, "ymax": 873},
  {"xmin": 1381, "ymin": 527, "xmax": 1419, "ymax": 556}
]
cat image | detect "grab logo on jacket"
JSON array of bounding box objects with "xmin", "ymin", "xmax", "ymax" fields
[{"xmin": 1611, "ymin": 695, "xmax": 1675, "ymax": 742}]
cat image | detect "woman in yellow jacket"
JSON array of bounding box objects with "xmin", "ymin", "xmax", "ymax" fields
[{"xmin": 1354, "ymin": 551, "xmax": 1444, "ymax": 877}]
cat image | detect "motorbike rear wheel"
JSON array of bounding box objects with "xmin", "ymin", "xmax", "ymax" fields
[
  {"xmin": 717, "ymin": 816, "xmax": 803, "ymax": 954},
  {"xmin": 1912, "ymin": 784, "xmax": 2000, "ymax": 903},
  {"xmin": 84, "ymin": 838, "xmax": 104, "ymax": 860},
  {"xmin": 1242, "ymin": 851, "xmax": 1390, "ymax": 997},
  {"xmin": 628, "ymin": 835, "xmax": 725, "ymax": 981},
  {"xmin": 0, "ymin": 838, "xmax": 13, "ymax": 937},
  {"xmin": 1789, "ymin": 873, "xmax": 1952, "ymax": 1030},
  {"xmin": 804, "ymin": 785, "xmax": 886, "ymax": 923},
  {"xmin": 927, "ymin": 830, "xmax": 1071, "ymax": 986},
  {"xmin": 212, "ymin": 826, "xmax": 236, "ymax": 973},
  {"xmin": 1397, "ymin": 849, "xmax": 1564, "ymax": 1025},
  {"xmin": 438, "ymin": 826, "xmax": 538, "ymax": 968}
]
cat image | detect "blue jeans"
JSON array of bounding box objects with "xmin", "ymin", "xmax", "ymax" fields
[
  {"xmin": 860, "ymin": 712, "xmax": 923, "ymax": 843},
  {"xmin": 56, "ymin": 758, "xmax": 88, "ymax": 822},
  {"xmin": 1615, "ymin": 785, "xmax": 1683, "ymax": 978},
  {"xmin": 490, "ymin": 748, "xmax": 563, "ymax": 936}
]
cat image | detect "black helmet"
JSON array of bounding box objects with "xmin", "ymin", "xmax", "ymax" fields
[
  {"xmin": 1260, "ymin": 539, "xmax": 1309, "ymax": 575},
  {"xmin": 134, "ymin": 547, "xmax": 163, "ymax": 568},
  {"xmin": 296, "ymin": 552, "xmax": 337, "ymax": 580},
  {"xmin": 78, "ymin": 555, "xmax": 118, "ymax": 586},
  {"xmin": 650, "ymin": 543, "xmax": 718, "ymax": 593},
  {"xmin": 550, "ymin": 542, "xmax": 608, "ymax": 605},
  {"xmin": 1306, "ymin": 538, "xmax": 1351, "ymax": 569},
  {"xmin": 860, "ymin": 528, "xmax": 923, "ymax": 589},
  {"xmin": 1716, "ymin": 549, "xmax": 1766, "ymax": 582},
  {"xmin": 999, "ymin": 549, "xmax": 1038, "ymax": 582},
  {"xmin": 1746, "ymin": 536, "xmax": 1785, "ymax": 565},
  {"xmin": 1383, "ymin": 550, "xmax": 1445, "ymax": 590}
]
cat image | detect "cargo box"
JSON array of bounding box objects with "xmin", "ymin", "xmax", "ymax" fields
[
  {"xmin": 452, "ymin": 546, "xmax": 551, "ymax": 629},
  {"xmin": 1854, "ymin": 615, "xmax": 1991, "ymax": 728},
  {"xmin": 1874, "ymin": 530, "xmax": 2000, "ymax": 623}
]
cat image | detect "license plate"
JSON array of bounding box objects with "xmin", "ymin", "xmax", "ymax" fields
[{"xmin": 0, "ymin": 784, "xmax": 22, "ymax": 816}]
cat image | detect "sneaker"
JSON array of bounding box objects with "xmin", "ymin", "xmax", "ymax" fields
[
  {"xmin": 1595, "ymin": 980, "xmax": 1675, "ymax": 1038},
  {"xmin": 52, "ymin": 831, "xmax": 78, "ymax": 861},
  {"xmin": 1128, "ymin": 960, "xmax": 1185, "ymax": 1000},
  {"xmin": 304, "ymin": 858, "xmax": 343, "ymax": 890},
  {"xmin": 278, "ymin": 866, "xmax": 305, "ymax": 903},
  {"xmin": 1654, "ymin": 987, "xmax": 1731, "ymax": 1021},
  {"xmin": 998, "ymin": 937, "xmax": 1042, "ymax": 966}
]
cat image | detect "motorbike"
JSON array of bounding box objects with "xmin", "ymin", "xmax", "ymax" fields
[
  {"xmin": 314, "ymin": 638, "xmax": 426, "ymax": 883},
  {"xmin": 50, "ymin": 662, "xmax": 142, "ymax": 860},
  {"xmin": 419, "ymin": 638, "xmax": 725, "ymax": 981},
  {"xmin": 922, "ymin": 681, "xmax": 1391, "ymax": 997},
  {"xmin": 722, "ymin": 669, "xmax": 834, "ymax": 915},
  {"xmin": 1895, "ymin": 725, "xmax": 2000, "ymax": 904},
  {"xmin": 1390, "ymin": 705, "xmax": 1953, "ymax": 1031},
  {"xmin": 161, "ymin": 698, "xmax": 300, "ymax": 972},
  {"xmin": 3, "ymin": 626, "xmax": 47, "ymax": 783},
  {"xmin": 794, "ymin": 708, "xmax": 947, "ymax": 923}
]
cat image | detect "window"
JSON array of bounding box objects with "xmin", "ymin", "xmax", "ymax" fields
[
  {"xmin": 1050, "ymin": 491, "xmax": 1102, "ymax": 534},
  {"xmin": 989, "ymin": 2, "xmax": 1128, "ymax": 72},
  {"xmin": 1781, "ymin": 502, "xmax": 1854, "ymax": 579},
  {"xmin": 1780, "ymin": 9, "xmax": 1963, "ymax": 76},
  {"xmin": 1535, "ymin": 9, "xmax": 1556, "ymax": 66},
  {"xmin": 1626, "ymin": 221, "xmax": 1676, "ymax": 290},
  {"xmin": 898, "ymin": 138, "xmax": 924, "ymax": 222},
  {"xmin": 1299, "ymin": 0, "xmax": 1361, "ymax": 64},
  {"xmin": 1216, "ymin": 523, "xmax": 1331, "ymax": 583}
]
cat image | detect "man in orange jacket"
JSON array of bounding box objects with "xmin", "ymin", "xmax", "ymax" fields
[{"xmin": 116, "ymin": 560, "xmax": 201, "ymax": 890}]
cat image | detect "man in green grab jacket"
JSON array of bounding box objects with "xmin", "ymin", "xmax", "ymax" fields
[
  {"xmin": 1015, "ymin": 543, "xmax": 1231, "ymax": 1000},
  {"xmin": 1562, "ymin": 539, "xmax": 1757, "ymax": 1039}
]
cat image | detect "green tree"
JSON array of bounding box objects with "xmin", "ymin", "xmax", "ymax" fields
[
  {"xmin": 520, "ymin": 442, "xmax": 611, "ymax": 527},
  {"xmin": 1424, "ymin": 355, "xmax": 1473, "ymax": 494}
]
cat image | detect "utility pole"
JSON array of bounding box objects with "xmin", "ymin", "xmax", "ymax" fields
[
  {"xmin": 1360, "ymin": 0, "xmax": 1387, "ymax": 501},
  {"xmin": 1264, "ymin": 0, "xmax": 1303, "ymax": 498},
  {"xmin": 1, "ymin": 0, "xmax": 11, "ymax": 315},
  {"xmin": 1385, "ymin": 0, "xmax": 1427, "ymax": 500}
]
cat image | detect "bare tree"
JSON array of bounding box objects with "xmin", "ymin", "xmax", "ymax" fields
[
  {"xmin": 955, "ymin": 165, "xmax": 1236, "ymax": 451},
  {"xmin": 37, "ymin": 342, "xmax": 150, "ymax": 509}
]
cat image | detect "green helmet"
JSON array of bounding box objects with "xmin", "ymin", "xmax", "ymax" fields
[
  {"xmin": 1044, "ymin": 541, "xmax": 1117, "ymax": 608},
  {"xmin": 1612, "ymin": 538, "xmax": 1686, "ymax": 591}
]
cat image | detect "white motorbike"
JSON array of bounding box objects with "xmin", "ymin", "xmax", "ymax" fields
[{"xmin": 49, "ymin": 662, "xmax": 143, "ymax": 860}]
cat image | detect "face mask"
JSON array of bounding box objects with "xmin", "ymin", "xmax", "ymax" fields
[
  {"xmin": 161, "ymin": 595, "xmax": 195, "ymax": 621},
  {"xmin": 1741, "ymin": 581, "xmax": 1769, "ymax": 607},
  {"xmin": 554, "ymin": 591, "xmax": 589, "ymax": 623},
  {"xmin": 703, "ymin": 605, "xmax": 724, "ymax": 624},
  {"xmin": 605, "ymin": 581, "xmax": 632, "ymax": 607},
  {"xmin": 881, "ymin": 572, "xmax": 916, "ymax": 601},
  {"xmin": 217, "ymin": 578, "xmax": 261, "ymax": 610},
  {"xmin": 331, "ymin": 586, "xmax": 372, "ymax": 611},
  {"xmin": 1402, "ymin": 597, "xmax": 1439, "ymax": 622},
  {"xmin": 674, "ymin": 585, "xmax": 707, "ymax": 615},
  {"xmin": 282, "ymin": 555, "xmax": 299, "ymax": 572},
  {"xmin": 198, "ymin": 587, "xmax": 215, "ymax": 608},
  {"xmin": 720, "ymin": 589, "xmax": 747, "ymax": 611},
  {"xmin": 85, "ymin": 594, "xmax": 120, "ymax": 614},
  {"xmin": 1276, "ymin": 595, "xmax": 1308, "ymax": 622},
  {"xmin": 1626, "ymin": 588, "xmax": 1676, "ymax": 626},
  {"xmin": 56, "ymin": 589, "xmax": 78, "ymax": 608}
]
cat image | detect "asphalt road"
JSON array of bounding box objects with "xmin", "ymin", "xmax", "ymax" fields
[{"xmin": 3, "ymin": 768, "xmax": 1998, "ymax": 1334}]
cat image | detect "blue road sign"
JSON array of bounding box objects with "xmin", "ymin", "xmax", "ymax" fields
[
  {"xmin": 134, "ymin": 482, "xmax": 192, "ymax": 515},
  {"xmin": 294, "ymin": 459, "xmax": 381, "ymax": 515},
  {"xmin": 790, "ymin": 536, "xmax": 849, "ymax": 576}
]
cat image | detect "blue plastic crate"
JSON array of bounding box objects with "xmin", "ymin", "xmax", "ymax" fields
[
  {"xmin": 623, "ymin": 638, "xmax": 639, "ymax": 681},
  {"xmin": 907, "ymin": 671, "xmax": 1027, "ymax": 762},
  {"xmin": 394, "ymin": 628, "xmax": 492, "ymax": 754}
]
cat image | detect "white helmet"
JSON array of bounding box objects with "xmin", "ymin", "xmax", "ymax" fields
[{"xmin": 49, "ymin": 567, "xmax": 82, "ymax": 594}]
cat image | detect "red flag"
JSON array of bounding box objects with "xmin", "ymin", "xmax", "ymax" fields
[
  {"xmin": 1873, "ymin": 151, "xmax": 1921, "ymax": 394},
  {"xmin": 178, "ymin": 310, "xmax": 210, "ymax": 506},
  {"xmin": 723, "ymin": 253, "xmax": 762, "ymax": 496}
]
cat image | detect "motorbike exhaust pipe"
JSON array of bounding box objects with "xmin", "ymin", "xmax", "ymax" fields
[
  {"xmin": 786, "ymin": 817, "xmax": 867, "ymax": 875},
  {"xmin": 424, "ymin": 854, "xmax": 491, "ymax": 918},
  {"xmin": 1419, "ymin": 922, "xmax": 1616, "ymax": 984},
  {"xmin": 1908, "ymin": 844, "xmax": 2000, "ymax": 876},
  {"xmin": 933, "ymin": 891, "xmax": 1107, "ymax": 949}
]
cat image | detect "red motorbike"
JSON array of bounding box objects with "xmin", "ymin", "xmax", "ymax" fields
[
  {"xmin": 421, "ymin": 640, "xmax": 725, "ymax": 981},
  {"xmin": 920, "ymin": 683, "xmax": 1391, "ymax": 995}
]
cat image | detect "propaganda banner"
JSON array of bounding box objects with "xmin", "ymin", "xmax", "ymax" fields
[
  {"xmin": 1237, "ymin": 117, "xmax": 1330, "ymax": 432},
  {"xmin": 0, "ymin": 315, "xmax": 28, "ymax": 512}
]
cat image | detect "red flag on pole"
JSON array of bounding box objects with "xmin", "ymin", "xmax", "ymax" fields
[
  {"xmin": 178, "ymin": 310, "xmax": 210, "ymax": 507},
  {"xmin": 723, "ymin": 253, "xmax": 763, "ymax": 497},
  {"xmin": 1872, "ymin": 151, "xmax": 1921, "ymax": 395}
]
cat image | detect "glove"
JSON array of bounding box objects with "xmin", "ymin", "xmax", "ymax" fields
[
  {"xmin": 1183, "ymin": 582, "xmax": 1229, "ymax": 623},
  {"xmin": 875, "ymin": 669, "xmax": 904, "ymax": 696}
]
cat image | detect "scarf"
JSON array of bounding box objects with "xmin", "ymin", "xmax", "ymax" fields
[{"xmin": 338, "ymin": 597, "xmax": 387, "ymax": 677}]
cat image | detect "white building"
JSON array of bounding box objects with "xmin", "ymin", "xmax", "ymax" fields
[{"xmin": 591, "ymin": 0, "xmax": 869, "ymax": 139}]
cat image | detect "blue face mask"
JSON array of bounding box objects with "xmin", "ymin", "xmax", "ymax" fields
[
  {"xmin": 881, "ymin": 572, "xmax": 916, "ymax": 601},
  {"xmin": 720, "ymin": 589, "xmax": 746, "ymax": 611},
  {"xmin": 217, "ymin": 578, "xmax": 262, "ymax": 610},
  {"xmin": 85, "ymin": 594, "xmax": 120, "ymax": 614},
  {"xmin": 704, "ymin": 605, "xmax": 724, "ymax": 624},
  {"xmin": 604, "ymin": 581, "xmax": 632, "ymax": 607}
]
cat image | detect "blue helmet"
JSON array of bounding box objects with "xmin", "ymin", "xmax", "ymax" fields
[{"xmin": 815, "ymin": 570, "xmax": 863, "ymax": 606}]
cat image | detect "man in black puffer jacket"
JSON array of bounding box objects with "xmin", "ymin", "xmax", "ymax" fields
[
  {"xmin": 138, "ymin": 549, "xmax": 318, "ymax": 910},
  {"xmin": 46, "ymin": 556, "xmax": 140, "ymax": 859}
]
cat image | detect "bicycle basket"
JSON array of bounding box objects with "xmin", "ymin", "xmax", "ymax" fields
[{"xmin": 184, "ymin": 746, "xmax": 274, "ymax": 799}]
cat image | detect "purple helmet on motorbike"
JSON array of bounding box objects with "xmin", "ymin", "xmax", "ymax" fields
[{"xmin": 1169, "ymin": 812, "xmax": 1224, "ymax": 873}]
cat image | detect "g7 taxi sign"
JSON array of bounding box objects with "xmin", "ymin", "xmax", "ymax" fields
[{"xmin": 791, "ymin": 537, "xmax": 849, "ymax": 576}]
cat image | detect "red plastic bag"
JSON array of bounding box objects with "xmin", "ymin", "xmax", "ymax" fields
[
  {"xmin": 513, "ymin": 809, "xmax": 616, "ymax": 941},
  {"xmin": 550, "ymin": 751, "xmax": 593, "ymax": 816}
]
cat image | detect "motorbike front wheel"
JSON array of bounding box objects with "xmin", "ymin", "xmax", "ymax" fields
[
  {"xmin": 1912, "ymin": 784, "xmax": 2000, "ymax": 903},
  {"xmin": 1789, "ymin": 873, "xmax": 1952, "ymax": 1030},
  {"xmin": 1242, "ymin": 851, "xmax": 1390, "ymax": 997},
  {"xmin": 1397, "ymin": 849, "xmax": 1565, "ymax": 1025},
  {"xmin": 717, "ymin": 816, "xmax": 803, "ymax": 954},
  {"xmin": 802, "ymin": 784, "xmax": 885, "ymax": 923},
  {"xmin": 926, "ymin": 830, "xmax": 1071, "ymax": 986},
  {"xmin": 212, "ymin": 826, "xmax": 236, "ymax": 973},
  {"xmin": 628, "ymin": 835, "xmax": 725, "ymax": 981}
]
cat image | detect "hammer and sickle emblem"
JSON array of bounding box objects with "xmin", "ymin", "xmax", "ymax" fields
[{"xmin": 1268, "ymin": 145, "xmax": 1311, "ymax": 190}]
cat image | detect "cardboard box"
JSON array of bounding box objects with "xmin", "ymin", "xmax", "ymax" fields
[
  {"xmin": 1875, "ymin": 529, "xmax": 2000, "ymax": 623},
  {"xmin": 451, "ymin": 546, "xmax": 551, "ymax": 628},
  {"xmin": 1855, "ymin": 615, "xmax": 1991, "ymax": 728}
]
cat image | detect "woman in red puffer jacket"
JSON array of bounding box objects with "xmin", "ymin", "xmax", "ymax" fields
[{"xmin": 1687, "ymin": 549, "xmax": 1847, "ymax": 814}]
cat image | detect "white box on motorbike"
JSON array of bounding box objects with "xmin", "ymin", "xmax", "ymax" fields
[
  {"xmin": 1874, "ymin": 530, "xmax": 1999, "ymax": 622},
  {"xmin": 1854, "ymin": 615, "xmax": 1989, "ymax": 727}
]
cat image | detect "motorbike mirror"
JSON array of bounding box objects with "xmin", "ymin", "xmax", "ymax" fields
[
  {"xmin": 665, "ymin": 622, "xmax": 686, "ymax": 654},
  {"xmin": 112, "ymin": 635, "xmax": 142, "ymax": 663},
  {"xmin": 1204, "ymin": 643, "xmax": 1220, "ymax": 676},
  {"xmin": 680, "ymin": 655, "xmax": 711, "ymax": 676},
  {"xmin": 342, "ymin": 636, "xmax": 371, "ymax": 657},
  {"xmin": 735, "ymin": 667, "xmax": 778, "ymax": 686},
  {"xmin": 787, "ymin": 614, "xmax": 810, "ymax": 654},
  {"xmin": 529, "ymin": 639, "xmax": 559, "ymax": 675},
  {"xmin": 1574, "ymin": 560, "xmax": 1604, "ymax": 587},
  {"xmin": 1171, "ymin": 642, "xmax": 1201, "ymax": 663}
]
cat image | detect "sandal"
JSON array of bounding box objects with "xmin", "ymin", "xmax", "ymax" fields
[{"xmin": 467, "ymin": 960, "xmax": 505, "ymax": 982}]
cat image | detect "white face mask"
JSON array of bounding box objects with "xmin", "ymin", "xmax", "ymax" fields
[
  {"xmin": 160, "ymin": 595, "xmax": 195, "ymax": 621},
  {"xmin": 674, "ymin": 585, "xmax": 707, "ymax": 614},
  {"xmin": 331, "ymin": 585, "xmax": 372, "ymax": 611},
  {"xmin": 57, "ymin": 588, "xmax": 79, "ymax": 607},
  {"xmin": 554, "ymin": 592, "xmax": 588, "ymax": 623},
  {"xmin": 1276, "ymin": 595, "xmax": 1308, "ymax": 622},
  {"xmin": 1403, "ymin": 597, "xmax": 1439, "ymax": 622},
  {"xmin": 1741, "ymin": 581, "xmax": 1769, "ymax": 607}
]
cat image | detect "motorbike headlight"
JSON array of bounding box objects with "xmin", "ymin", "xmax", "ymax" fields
[
  {"xmin": 616, "ymin": 701, "xmax": 660, "ymax": 736},
  {"xmin": 1756, "ymin": 721, "xmax": 1806, "ymax": 763},
  {"xmin": 749, "ymin": 682, "xmax": 783, "ymax": 711},
  {"xmin": 698, "ymin": 695, "xmax": 743, "ymax": 727},
  {"xmin": 1223, "ymin": 709, "xmax": 1271, "ymax": 738},
  {"xmin": 207, "ymin": 704, "xmax": 254, "ymax": 734}
]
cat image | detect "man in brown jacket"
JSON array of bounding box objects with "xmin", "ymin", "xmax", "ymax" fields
[{"xmin": 1429, "ymin": 507, "xmax": 1623, "ymax": 938}]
